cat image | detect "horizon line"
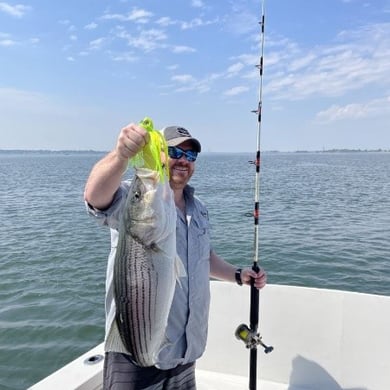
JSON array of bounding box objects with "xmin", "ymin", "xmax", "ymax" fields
[{"xmin": 1, "ymin": 148, "xmax": 390, "ymax": 154}]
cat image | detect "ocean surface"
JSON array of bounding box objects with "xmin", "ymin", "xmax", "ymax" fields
[{"xmin": 1, "ymin": 151, "xmax": 389, "ymax": 389}]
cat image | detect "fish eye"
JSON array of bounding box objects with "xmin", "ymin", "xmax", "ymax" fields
[{"xmin": 133, "ymin": 191, "xmax": 141, "ymax": 201}]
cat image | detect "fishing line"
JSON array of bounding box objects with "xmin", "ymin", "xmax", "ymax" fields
[{"xmin": 235, "ymin": 1, "xmax": 273, "ymax": 389}]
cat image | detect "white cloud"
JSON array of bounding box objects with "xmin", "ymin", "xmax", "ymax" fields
[
  {"xmin": 169, "ymin": 73, "xmax": 213, "ymax": 94},
  {"xmin": 156, "ymin": 16, "xmax": 176, "ymax": 27},
  {"xmin": 156, "ymin": 15, "xmax": 217, "ymax": 30},
  {"xmin": 171, "ymin": 45, "xmax": 196, "ymax": 53},
  {"xmin": 181, "ymin": 17, "xmax": 217, "ymax": 30},
  {"xmin": 316, "ymin": 96, "xmax": 390, "ymax": 122},
  {"xmin": 171, "ymin": 74, "xmax": 195, "ymax": 83},
  {"xmin": 234, "ymin": 53, "xmax": 258, "ymax": 66},
  {"xmin": 111, "ymin": 52, "xmax": 139, "ymax": 62},
  {"xmin": 264, "ymin": 23, "xmax": 390, "ymax": 101},
  {"xmin": 0, "ymin": 2, "xmax": 30, "ymax": 18},
  {"xmin": 224, "ymin": 6, "xmax": 258, "ymax": 36},
  {"xmin": 226, "ymin": 62, "xmax": 245, "ymax": 77},
  {"xmin": 85, "ymin": 22, "xmax": 98, "ymax": 30},
  {"xmin": 0, "ymin": 33, "xmax": 15, "ymax": 46},
  {"xmin": 88, "ymin": 37, "xmax": 106, "ymax": 51},
  {"xmin": 0, "ymin": 32, "xmax": 38, "ymax": 47},
  {"xmin": 167, "ymin": 64, "xmax": 179, "ymax": 71},
  {"xmin": 191, "ymin": 0, "xmax": 205, "ymax": 8},
  {"xmin": 126, "ymin": 7, "xmax": 153, "ymax": 22},
  {"xmin": 0, "ymin": 38, "xmax": 15, "ymax": 46},
  {"xmin": 224, "ymin": 86, "xmax": 249, "ymax": 96},
  {"xmin": 116, "ymin": 28, "xmax": 167, "ymax": 52},
  {"xmin": 101, "ymin": 7, "xmax": 153, "ymax": 23},
  {"xmin": 289, "ymin": 53, "xmax": 317, "ymax": 72}
]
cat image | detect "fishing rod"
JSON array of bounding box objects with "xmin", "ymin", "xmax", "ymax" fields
[{"xmin": 235, "ymin": 1, "xmax": 273, "ymax": 389}]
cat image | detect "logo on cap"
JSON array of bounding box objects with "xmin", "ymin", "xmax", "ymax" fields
[{"xmin": 176, "ymin": 127, "xmax": 190, "ymax": 136}]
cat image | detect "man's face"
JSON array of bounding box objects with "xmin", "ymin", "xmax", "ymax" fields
[{"xmin": 168, "ymin": 140, "xmax": 196, "ymax": 190}]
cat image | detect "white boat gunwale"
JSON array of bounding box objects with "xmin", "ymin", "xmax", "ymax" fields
[{"xmin": 28, "ymin": 282, "xmax": 390, "ymax": 390}]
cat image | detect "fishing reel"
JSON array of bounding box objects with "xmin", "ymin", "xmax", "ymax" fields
[{"xmin": 235, "ymin": 324, "xmax": 274, "ymax": 354}]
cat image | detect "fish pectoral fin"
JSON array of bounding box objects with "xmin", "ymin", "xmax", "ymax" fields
[{"xmin": 174, "ymin": 254, "xmax": 187, "ymax": 288}]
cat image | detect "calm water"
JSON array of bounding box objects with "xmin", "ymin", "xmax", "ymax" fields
[{"xmin": 1, "ymin": 151, "xmax": 389, "ymax": 389}]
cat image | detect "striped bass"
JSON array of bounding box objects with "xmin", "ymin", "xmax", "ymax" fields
[{"xmin": 113, "ymin": 167, "xmax": 183, "ymax": 367}]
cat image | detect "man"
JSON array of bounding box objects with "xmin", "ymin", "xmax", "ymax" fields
[{"xmin": 84, "ymin": 122, "xmax": 267, "ymax": 389}]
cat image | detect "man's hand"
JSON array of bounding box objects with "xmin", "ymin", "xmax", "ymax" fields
[
  {"xmin": 241, "ymin": 267, "xmax": 267, "ymax": 289},
  {"xmin": 115, "ymin": 123, "xmax": 150, "ymax": 161}
]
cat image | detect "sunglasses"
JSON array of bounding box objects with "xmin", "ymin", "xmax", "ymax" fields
[{"xmin": 168, "ymin": 146, "xmax": 198, "ymax": 162}]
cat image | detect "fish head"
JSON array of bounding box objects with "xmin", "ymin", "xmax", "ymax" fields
[{"xmin": 125, "ymin": 168, "xmax": 176, "ymax": 247}]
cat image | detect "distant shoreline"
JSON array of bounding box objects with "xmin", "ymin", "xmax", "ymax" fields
[
  {"xmin": 0, "ymin": 149, "xmax": 107, "ymax": 154},
  {"xmin": 1, "ymin": 148, "xmax": 389, "ymax": 154},
  {"xmin": 280, "ymin": 148, "xmax": 390, "ymax": 153}
]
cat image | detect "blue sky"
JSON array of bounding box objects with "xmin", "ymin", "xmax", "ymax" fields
[{"xmin": 1, "ymin": 0, "xmax": 389, "ymax": 152}]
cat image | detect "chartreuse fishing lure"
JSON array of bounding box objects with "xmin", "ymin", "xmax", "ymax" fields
[{"xmin": 128, "ymin": 117, "xmax": 169, "ymax": 181}]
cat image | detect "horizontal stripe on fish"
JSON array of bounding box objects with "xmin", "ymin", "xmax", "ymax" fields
[{"xmin": 113, "ymin": 168, "xmax": 181, "ymax": 367}]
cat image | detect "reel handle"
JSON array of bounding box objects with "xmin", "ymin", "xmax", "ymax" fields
[{"xmin": 235, "ymin": 324, "xmax": 274, "ymax": 354}]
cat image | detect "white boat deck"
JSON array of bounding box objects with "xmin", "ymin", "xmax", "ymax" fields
[
  {"xmin": 197, "ymin": 370, "xmax": 288, "ymax": 390},
  {"xmin": 29, "ymin": 282, "xmax": 390, "ymax": 390},
  {"xmin": 27, "ymin": 342, "xmax": 287, "ymax": 390},
  {"xmin": 27, "ymin": 358, "xmax": 286, "ymax": 390}
]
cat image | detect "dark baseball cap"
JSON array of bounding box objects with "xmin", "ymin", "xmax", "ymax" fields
[{"xmin": 162, "ymin": 126, "xmax": 201, "ymax": 153}]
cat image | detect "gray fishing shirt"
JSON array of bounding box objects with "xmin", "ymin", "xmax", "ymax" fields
[{"xmin": 87, "ymin": 181, "xmax": 211, "ymax": 369}]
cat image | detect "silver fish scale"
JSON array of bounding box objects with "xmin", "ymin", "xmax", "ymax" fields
[{"xmin": 114, "ymin": 232, "xmax": 159, "ymax": 367}]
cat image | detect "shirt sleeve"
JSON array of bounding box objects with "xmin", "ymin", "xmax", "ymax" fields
[{"xmin": 85, "ymin": 181, "xmax": 131, "ymax": 231}]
